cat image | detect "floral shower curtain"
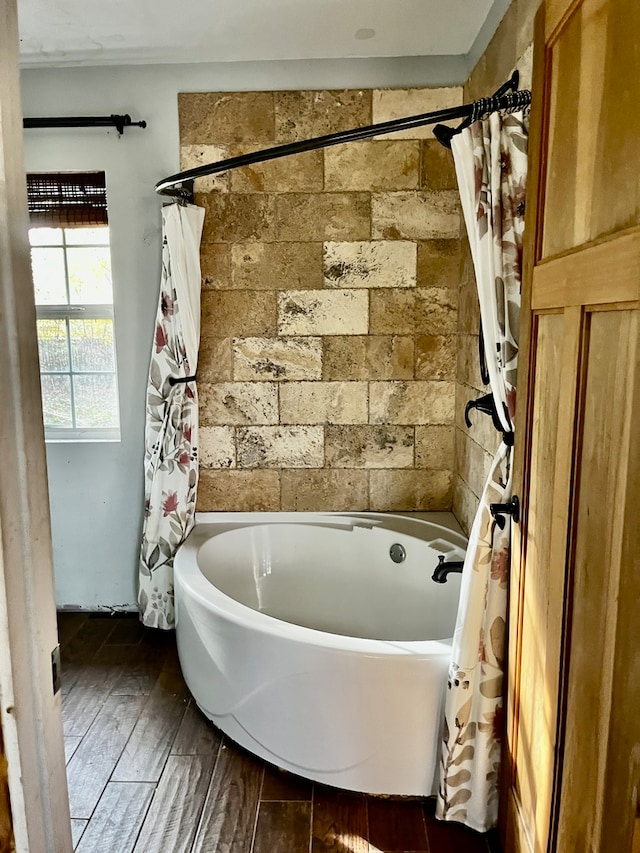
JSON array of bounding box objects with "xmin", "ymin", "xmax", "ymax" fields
[
  {"xmin": 436, "ymin": 110, "xmax": 528, "ymax": 831},
  {"xmin": 139, "ymin": 202, "xmax": 205, "ymax": 629}
]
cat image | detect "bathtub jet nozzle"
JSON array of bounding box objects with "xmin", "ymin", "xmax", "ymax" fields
[{"xmin": 389, "ymin": 543, "xmax": 407, "ymax": 563}]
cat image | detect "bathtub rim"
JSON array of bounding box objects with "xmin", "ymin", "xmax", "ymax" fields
[{"xmin": 175, "ymin": 510, "xmax": 465, "ymax": 657}]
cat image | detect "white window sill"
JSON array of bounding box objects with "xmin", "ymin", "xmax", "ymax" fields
[{"xmin": 44, "ymin": 428, "xmax": 121, "ymax": 443}]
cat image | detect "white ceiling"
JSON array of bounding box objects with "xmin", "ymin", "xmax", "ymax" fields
[{"xmin": 17, "ymin": 0, "xmax": 502, "ymax": 68}]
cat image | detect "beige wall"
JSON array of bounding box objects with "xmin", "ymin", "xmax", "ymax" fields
[
  {"xmin": 452, "ymin": 0, "xmax": 538, "ymax": 534},
  {"xmin": 181, "ymin": 87, "xmax": 465, "ymax": 512}
]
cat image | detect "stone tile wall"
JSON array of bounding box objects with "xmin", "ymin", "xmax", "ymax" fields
[
  {"xmin": 178, "ymin": 87, "xmax": 463, "ymax": 512},
  {"xmin": 452, "ymin": 0, "xmax": 537, "ymax": 534}
]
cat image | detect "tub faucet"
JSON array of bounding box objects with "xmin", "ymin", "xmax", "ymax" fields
[{"xmin": 432, "ymin": 554, "xmax": 465, "ymax": 584}]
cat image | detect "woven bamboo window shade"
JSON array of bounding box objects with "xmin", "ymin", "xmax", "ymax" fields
[{"xmin": 26, "ymin": 172, "xmax": 108, "ymax": 227}]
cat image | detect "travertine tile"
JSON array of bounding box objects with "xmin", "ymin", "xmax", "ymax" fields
[
  {"xmin": 201, "ymin": 244, "xmax": 230, "ymax": 290},
  {"xmin": 324, "ymin": 141, "xmax": 420, "ymax": 191},
  {"xmin": 456, "ymin": 333, "xmax": 485, "ymax": 391},
  {"xmin": 198, "ymin": 338, "xmax": 233, "ymax": 382},
  {"xmin": 229, "ymin": 148, "xmax": 323, "ymax": 193},
  {"xmin": 416, "ymin": 288, "xmax": 458, "ymax": 335},
  {"xmin": 199, "ymin": 382, "xmax": 278, "ymax": 425},
  {"xmin": 368, "ymin": 287, "xmax": 457, "ymax": 339},
  {"xmin": 421, "ymin": 141, "xmax": 457, "ymax": 191},
  {"xmin": 415, "ymin": 425, "xmax": 455, "ymax": 469},
  {"xmin": 180, "ymin": 144, "xmax": 229, "ymax": 193},
  {"xmin": 199, "ymin": 426, "xmax": 236, "ymax": 468},
  {"xmin": 415, "ymin": 334, "xmax": 457, "ymax": 381},
  {"xmin": 280, "ymin": 470, "xmax": 369, "ymax": 511},
  {"xmin": 325, "ymin": 425, "xmax": 414, "ymax": 469},
  {"xmin": 416, "ymin": 239, "xmax": 461, "ymax": 288},
  {"xmin": 372, "ymin": 88, "xmax": 463, "ymax": 139},
  {"xmin": 181, "ymin": 83, "xmax": 502, "ymax": 515},
  {"xmin": 485, "ymin": 3, "xmax": 519, "ymax": 97},
  {"xmin": 231, "ymin": 242, "xmax": 323, "ymax": 291},
  {"xmin": 199, "ymin": 194, "xmax": 276, "ymax": 243},
  {"xmin": 516, "ymin": 43, "xmax": 534, "ymax": 92},
  {"xmin": 178, "ymin": 92, "xmax": 275, "ymax": 145},
  {"xmin": 516, "ymin": 0, "xmax": 538, "ymax": 59},
  {"xmin": 233, "ymin": 337, "xmax": 322, "ymax": 381},
  {"xmin": 372, "ymin": 191, "xmax": 460, "ymax": 240},
  {"xmin": 236, "ymin": 426, "xmax": 324, "ymax": 468},
  {"xmin": 275, "ymin": 193, "xmax": 370, "ymax": 242},
  {"xmin": 278, "ymin": 290, "xmax": 368, "ymax": 336},
  {"xmin": 197, "ymin": 469, "xmax": 280, "ymax": 511},
  {"xmin": 280, "ymin": 381, "xmax": 368, "ymax": 424},
  {"xmin": 202, "ymin": 291, "xmax": 276, "ymax": 338},
  {"xmin": 323, "ymin": 241, "xmax": 416, "ymax": 289},
  {"xmin": 458, "ymin": 258, "xmax": 480, "ymax": 322},
  {"xmin": 457, "ymin": 281, "xmax": 481, "ymax": 335},
  {"xmin": 322, "ymin": 335, "xmax": 414, "ymax": 380},
  {"xmin": 369, "ymin": 381, "xmax": 455, "ymax": 425},
  {"xmin": 466, "ymin": 2, "xmax": 517, "ymax": 99},
  {"xmin": 369, "ymin": 469, "xmax": 452, "ymax": 511},
  {"xmin": 455, "ymin": 382, "xmax": 501, "ymax": 455},
  {"xmin": 369, "ymin": 290, "xmax": 416, "ymax": 335},
  {"xmin": 275, "ymin": 90, "xmax": 371, "ymax": 143},
  {"xmin": 465, "ymin": 58, "xmax": 486, "ymax": 105},
  {"xmin": 455, "ymin": 429, "xmax": 495, "ymax": 499},
  {"xmin": 452, "ymin": 472, "xmax": 480, "ymax": 536},
  {"xmin": 459, "ymin": 237, "xmax": 476, "ymax": 288}
]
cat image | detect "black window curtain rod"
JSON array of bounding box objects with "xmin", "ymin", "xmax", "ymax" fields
[
  {"xmin": 23, "ymin": 114, "xmax": 147, "ymax": 136},
  {"xmin": 156, "ymin": 71, "xmax": 531, "ymax": 202}
]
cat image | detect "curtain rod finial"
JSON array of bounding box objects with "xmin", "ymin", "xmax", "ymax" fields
[{"xmin": 433, "ymin": 124, "xmax": 455, "ymax": 149}]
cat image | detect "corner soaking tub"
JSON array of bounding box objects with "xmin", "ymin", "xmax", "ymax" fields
[{"xmin": 174, "ymin": 511, "xmax": 466, "ymax": 796}]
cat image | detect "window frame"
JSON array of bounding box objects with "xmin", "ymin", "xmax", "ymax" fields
[{"xmin": 30, "ymin": 222, "xmax": 121, "ymax": 443}]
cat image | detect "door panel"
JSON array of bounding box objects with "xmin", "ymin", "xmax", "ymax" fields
[
  {"xmin": 542, "ymin": 0, "xmax": 640, "ymax": 258},
  {"xmin": 557, "ymin": 309, "xmax": 638, "ymax": 851},
  {"xmin": 541, "ymin": 7, "xmax": 582, "ymax": 258},
  {"xmin": 590, "ymin": 0, "xmax": 640, "ymax": 239}
]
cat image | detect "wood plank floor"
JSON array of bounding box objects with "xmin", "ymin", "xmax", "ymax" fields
[{"xmin": 59, "ymin": 613, "xmax": 499, "ymax": 853}]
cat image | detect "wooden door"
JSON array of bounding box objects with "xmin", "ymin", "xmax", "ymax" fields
[
  {"xmin": 503, "ymin": 1, "xmax": 640, "ymax": 851},
  {"xmin": 0, "ymin": 1, "xmax": 72, "ymax": 850}
]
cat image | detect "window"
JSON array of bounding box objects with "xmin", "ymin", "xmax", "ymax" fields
[{"xmin": 27, "ymin": 173, "xmax": 120, "ymax": 441}]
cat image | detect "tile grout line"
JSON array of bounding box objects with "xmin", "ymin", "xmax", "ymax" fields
[
  {"xmin": 247, "ymin": 760, "xmax": 266, "ymax": 853},
  {"xmin": 308, "ymin": 782, "xmax": 315, "ymax": 853},
  {"xmin": 126, "ymin": 648, "xmax": 201, "ymax": 851},
  {"xmin": 66, "ymin": 619, "xmax": 156, "ymax": 834},
  {"xmin": 123, "ymin": 642, "xmax": 194, "ymax": 852},
  {"xmin": 128, "ymin": 778, "xmax": 159, "ymax": 853},
  {"xmin": 66, "ymin": 710, "xmax": 134, "ymax": 825},
  {"xmin": 76, "ymin": 784, "xmax": 155, "ymax": 853},
  {"xmin": 72, "ymin": 818, "xmax": 88, "ymax": 851},
  {"xmin": 189, "ymin": 733, "xmax": 228, "ymax": 853},
  {"xmin": 57, "ymin": 611, "xmax": 87, "ymax": 648},
  {"xmin": 182, "ymin": 730, "xmax": 225, "ymax": 852},
  {"xmin": 96, "ymin": 617, "xmax": 122, "ymax": 649},
  {"xmin": 104, "ymin": 681, "xmax": 152, "ymax": 785}
]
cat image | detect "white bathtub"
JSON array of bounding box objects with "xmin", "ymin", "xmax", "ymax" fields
[{"xmin": 174, "ymin": 511, "xmax": 466, "ymax": 796}]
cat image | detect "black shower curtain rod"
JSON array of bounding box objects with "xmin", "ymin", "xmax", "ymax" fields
[
  {"xmin": 23, "ymin": 114, "xmax": 147, "ymax": 135},
  {"xmin": 155, "ymin": 71, "xmax": 531, "ymax": 201}
]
